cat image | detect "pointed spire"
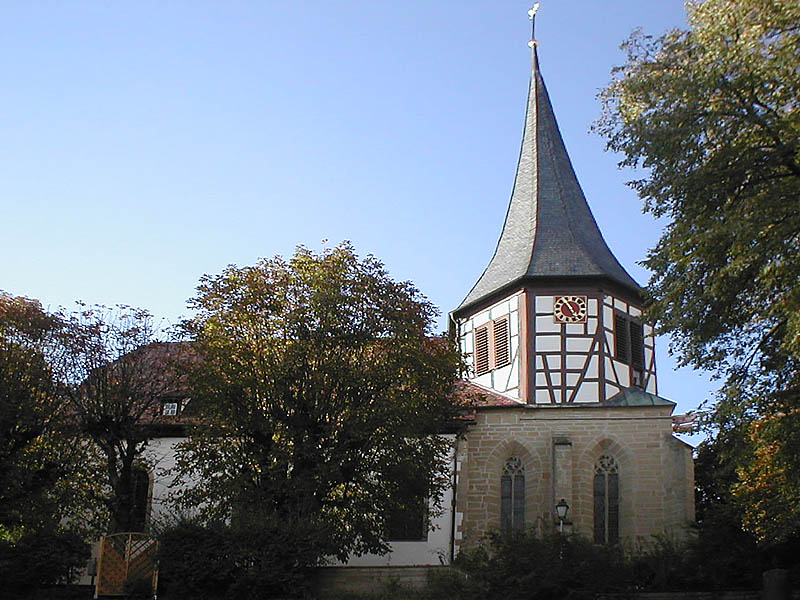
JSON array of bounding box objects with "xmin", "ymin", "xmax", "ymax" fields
[{"xmin": 455, "ymin": 10, "xmax": 640, "ymax": 313}]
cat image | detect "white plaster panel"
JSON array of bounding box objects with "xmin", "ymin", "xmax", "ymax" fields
[
  {"xmin": 566, "ymin": 373, "xmax": 580, "ymax": 387},
  {"xmin": 566, "ymin": 323, "xmax": 584, "ymax": 335},
  {"xmin": 535, "ymin": 295, "xmax": 554, "ymax": 313},
  {"xmin": 494, "ymin": 363, "xmax": 513, "ymax": 392},
  {"xmin": 492, "ymin": 300, "xmax": 512, "ymax": 320},
  {"xmin": 615, "ymin": 362, "xmax": 631, "ymax": 387},
  {"xmin": 510, "ymin": 310, "xmax": 520, "ymax": 336},
  {"xmin": 552, "ymin": 389, "xmax": 562, "ymax": 403},
  {"xmin": 535, "ymin": 315, "xmax": 560, "ymax": 333},
  {"xmin": 574, "ymin": 381, "xmax": 599, "ymax": 403},
  {"xmin": 461, "ymin": 319, "xmax": 473, "ymax": 333},
  {"xmin": 603, "ymin": 305, "xmax": 614, "ymax": 325},
  {"xmin": 546, "ymin": 354, "xmax": 562, "ymax": 370},
  {"xmin": 566, "ymin": 355, "xmax": 585, "ymax": 370},
  {"xmin": 606, "ymin": 383, "xmax": 619, "ymax": 399},
  {"xmin": 587, "ymin": 318, "xmax": 597, "ymax": 335},
  {"xmin": 604, "ymin": 357, "xmax": 615, "ymax": 383},
  {"xmin": 588, "ymin": 298, "xmax": 598, "ymax": 316},
  {"xmin": 566, "ymin": 337, "xmax": 592, "ymax": 352},
  {"xmin": 551, "ymin": 372, "xmax": 562, "ymax": 386},
  {"xmin": 587, "ymin": 355, "xmax": 599, "ymax": 379},
  {"xmin": 629, "ymin": 305, "xmax": 642, "ymax": 318},
  {"xmin": 605, "ymin": 331, "xmax": 615, "ymax": 353},
  {"xmin": 535, "ymin": 355, "xmax": 545, "ymax": 369},
  {"xmin": 473, "ymin": 372, "xmax": 492, "ymax": 388},
  {"xmin": 604, "ymin": 297, "xmax": 614, "ymax": 307},
  {"xmin": 502, "ymin": 361, "xmax": 520, "ymax": 395},
  {"xmin": 473, "ymin": 310, "xmax": 490, "ymax": 327},
  {"xmin": 647, "ymin": 377, "xmax": 657, "ymax": 394},
  {"xmin": 645, "ymin": 348, "xmax": 654, "ymax": 368},
  {"xmin": 536, "ymin": 373, "xmax": 549, "ymax": 387},
  {"xmin": 461, "ymin": 335, "xmax": 473, "ymax": 354},
  {"xmin": 644, "ymin": 324, "xmax": 654, "ymax": 337},
  {"xmin": 614, "ymin": 298, "xmax": 627, "ymax": 311},
  {"xmin": 536, "ymin": 335, "xmax": 561, "ymax": 352},
  {"xmin": 510, "ymin": 294, "xmax": 519, "ymax": 310},
  {"xmin": 535, "ymin": 389, "xmax": 551, "ymax": 404}
]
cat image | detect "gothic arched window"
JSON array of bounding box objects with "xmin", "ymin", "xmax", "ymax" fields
[
  {"xmin": 130, "ymin": 468, "xmax": 151, "ymax": 532},
  {"xmin": 500, "ymin": 457, "xmax": 525, "ymax": 535},
  {"xmin": 593, "ymin": 455, "xmax": 619, "ymax": 544}
]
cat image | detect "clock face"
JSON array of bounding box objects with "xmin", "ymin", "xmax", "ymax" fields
[{"xmin": 553, "ymin": 295, "xmax": 588, "ymax": 323}]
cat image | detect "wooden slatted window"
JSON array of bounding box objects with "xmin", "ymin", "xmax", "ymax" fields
[
  {"xmin": 593, "ymin": 455, "xmax": 619, "ymax": 545},
  {"xmin": 500, "ymin": 457, "xmax": 525, "ymax": 535},
  {"xmin": 615, "ymin": 311, "xmax": 645, "ymax": 384},
  {"xmin": 493, "ymin": 316, "xmax": 511, "ymax": 369},
  {"xmin": 630, "ymin": 323, "xmax": 644, "ymax": 371},
  {"xmin": 474, "ymin": 325, "xmax": 490, "ymax": 375},
  {"xmin": 614, "ymin": 312, "xmax": 630, "ymax": 363},
  {"xmin": 473, "ymin": 316, "xmax": 511, "ymax": 376}
]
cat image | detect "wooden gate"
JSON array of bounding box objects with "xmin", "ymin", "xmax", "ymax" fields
[{"xmin": 96, "ymin": 532, "xmax": 159, "ymax": 597}]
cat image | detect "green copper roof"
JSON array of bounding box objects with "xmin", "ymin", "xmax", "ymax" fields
[{"xmin": 603, "ymin": 387, "xmax": 676, "ymax": 407}]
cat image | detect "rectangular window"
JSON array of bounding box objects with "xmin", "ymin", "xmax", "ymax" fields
[
  {"xmin": 474, "ymin": 326, "xmax": 491, "ymax": 375},
  {"xmin": 386, "ymin": 464, "xmax": 428, "ymax": 542},
  {"xmin": 614, "ymin": 311, "xmax": 645, "ymax": 386},
  {"xmin": 162, "ymin": 402, "xmax": 179, "ymax": 416},
  {"xmin": 473, "ymin": 315, "xmax": 511, "ymax": 376}
]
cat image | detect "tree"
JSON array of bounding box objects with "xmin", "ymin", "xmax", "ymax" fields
[
  {"xmin": 59, "ymin": 304, "xmax": 186, "ymax": 533},
  {"xmin": 0, "ymin": 293, "xmax": 92, "ymax": 536},
  {"xmin": 597, "ymin": 0, "xmax": 800, "ymax": 540},
  {"xmin": 170, "ymin": 243, "xmax": 462, "ymax": 565}
]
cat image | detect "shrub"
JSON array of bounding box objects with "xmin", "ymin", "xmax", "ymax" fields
[
  {"xmin": 455, "ymin": 531, "xmax": 630, "ymax": 600},
  {"xmin": 157, "ymin": 515, "xmax": 324, "ymax": 600},
  {"xmin": 0, "ymin": 527, "xmax": 89, "ymax": 599}
]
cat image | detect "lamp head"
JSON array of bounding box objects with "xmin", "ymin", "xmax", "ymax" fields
[{"xmin": 556, "ymin": 498, "xmax": 569, "ymax": 520}]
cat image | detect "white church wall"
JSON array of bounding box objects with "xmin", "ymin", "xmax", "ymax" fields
[
  {"xmin": 338, "ymin": 435, "xmax": 457, "ymax": 567},
  {"xmin": 458, "ymin": 293, "xmax": 522, "ymax": 399}
]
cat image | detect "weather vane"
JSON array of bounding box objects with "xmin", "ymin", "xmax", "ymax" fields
[{"xmin": 528, "ymin": 3, "xmax": 540, "ymax": 49}]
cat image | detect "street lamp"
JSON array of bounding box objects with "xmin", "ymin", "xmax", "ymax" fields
[{"xmin": 555, "ymin": 498, "xmax": 569, "ymax": 533}]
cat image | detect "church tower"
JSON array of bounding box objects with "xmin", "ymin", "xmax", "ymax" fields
[
  {"xmin": 450, "ymin": 8, "xmax": 694, "ymax": 550},
  {"xmin": 452, "ymin": 31, "xmax": 656, "ymax": 406}
]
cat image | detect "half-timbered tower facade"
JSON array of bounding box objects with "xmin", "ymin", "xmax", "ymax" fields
[{"xmin": 449, "ymin": 42, "xmax": 694, "ymax": 550}]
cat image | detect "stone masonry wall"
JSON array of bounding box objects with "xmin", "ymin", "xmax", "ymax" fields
[{"xmin": 455, "ymin": 404, "xmax": 694, "ymax": 548}]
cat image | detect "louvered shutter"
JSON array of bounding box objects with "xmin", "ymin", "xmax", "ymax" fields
[
  {"xmin": 630, "ymin": 322, "xmax": 645, "ymax": 371},
  {"xmin": 474, "ymin": 326, "xmax": 490, "ymax": 375},
  {"xmin": 493, "ymin": 316, "xmax": 510, "ymax": 369},
  {"xmin": 615, "ymin": 313, "xmax": 630, "ymax": 363}
]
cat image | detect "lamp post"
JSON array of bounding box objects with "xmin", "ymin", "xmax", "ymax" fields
[{"xmin": 555, "ymin": 498, "xmax": 569, "ymax": 534}]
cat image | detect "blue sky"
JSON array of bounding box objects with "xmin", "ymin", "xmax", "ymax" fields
[{"xmin": 0, "ymin": 1, "xmax": 715, "ymax": 434}]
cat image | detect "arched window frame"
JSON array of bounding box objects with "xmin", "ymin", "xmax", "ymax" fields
[
  {"xmin": 130, "ymin": 467, "xmax": 151, "ymax": 532},
  {"xmin": 593, "ymin": 455, "xmax": 619, "ymax": 544},
  {"xmin": 500, "ymin": 457, "xmax": 525, "ymax": 535}
]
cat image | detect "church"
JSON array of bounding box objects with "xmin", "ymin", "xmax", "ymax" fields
[
  {"xmin": 320, "ymin": 11, "xmax": 695, "ymax": 589},
  {"xmin": 92, "ymin": 13, "xmax": 695, "ymax": 595}
]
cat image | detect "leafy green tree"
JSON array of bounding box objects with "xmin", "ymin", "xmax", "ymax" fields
[
  {"xmin": 597, "ymin": 0, "xmax": 800, "ymax": 541},
  {"xmin": 0, "ymin": 293, "xmax": 96, "ymax": 537},
  {"xmin": 59, "ymin": 304, "xmax": 186, "ymax": 533},
  {"xmin": 170, "ymin": 243, "xmax": 462, "ymax": 565}
]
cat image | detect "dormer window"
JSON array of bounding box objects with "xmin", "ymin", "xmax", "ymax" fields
[
  {"xmin": 474, "ymin": 316, "xmax": 511, "ymax": 376},
  {"xmin": 162, "ymin": 402, "xmax": 179, "ymax": 416}
]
